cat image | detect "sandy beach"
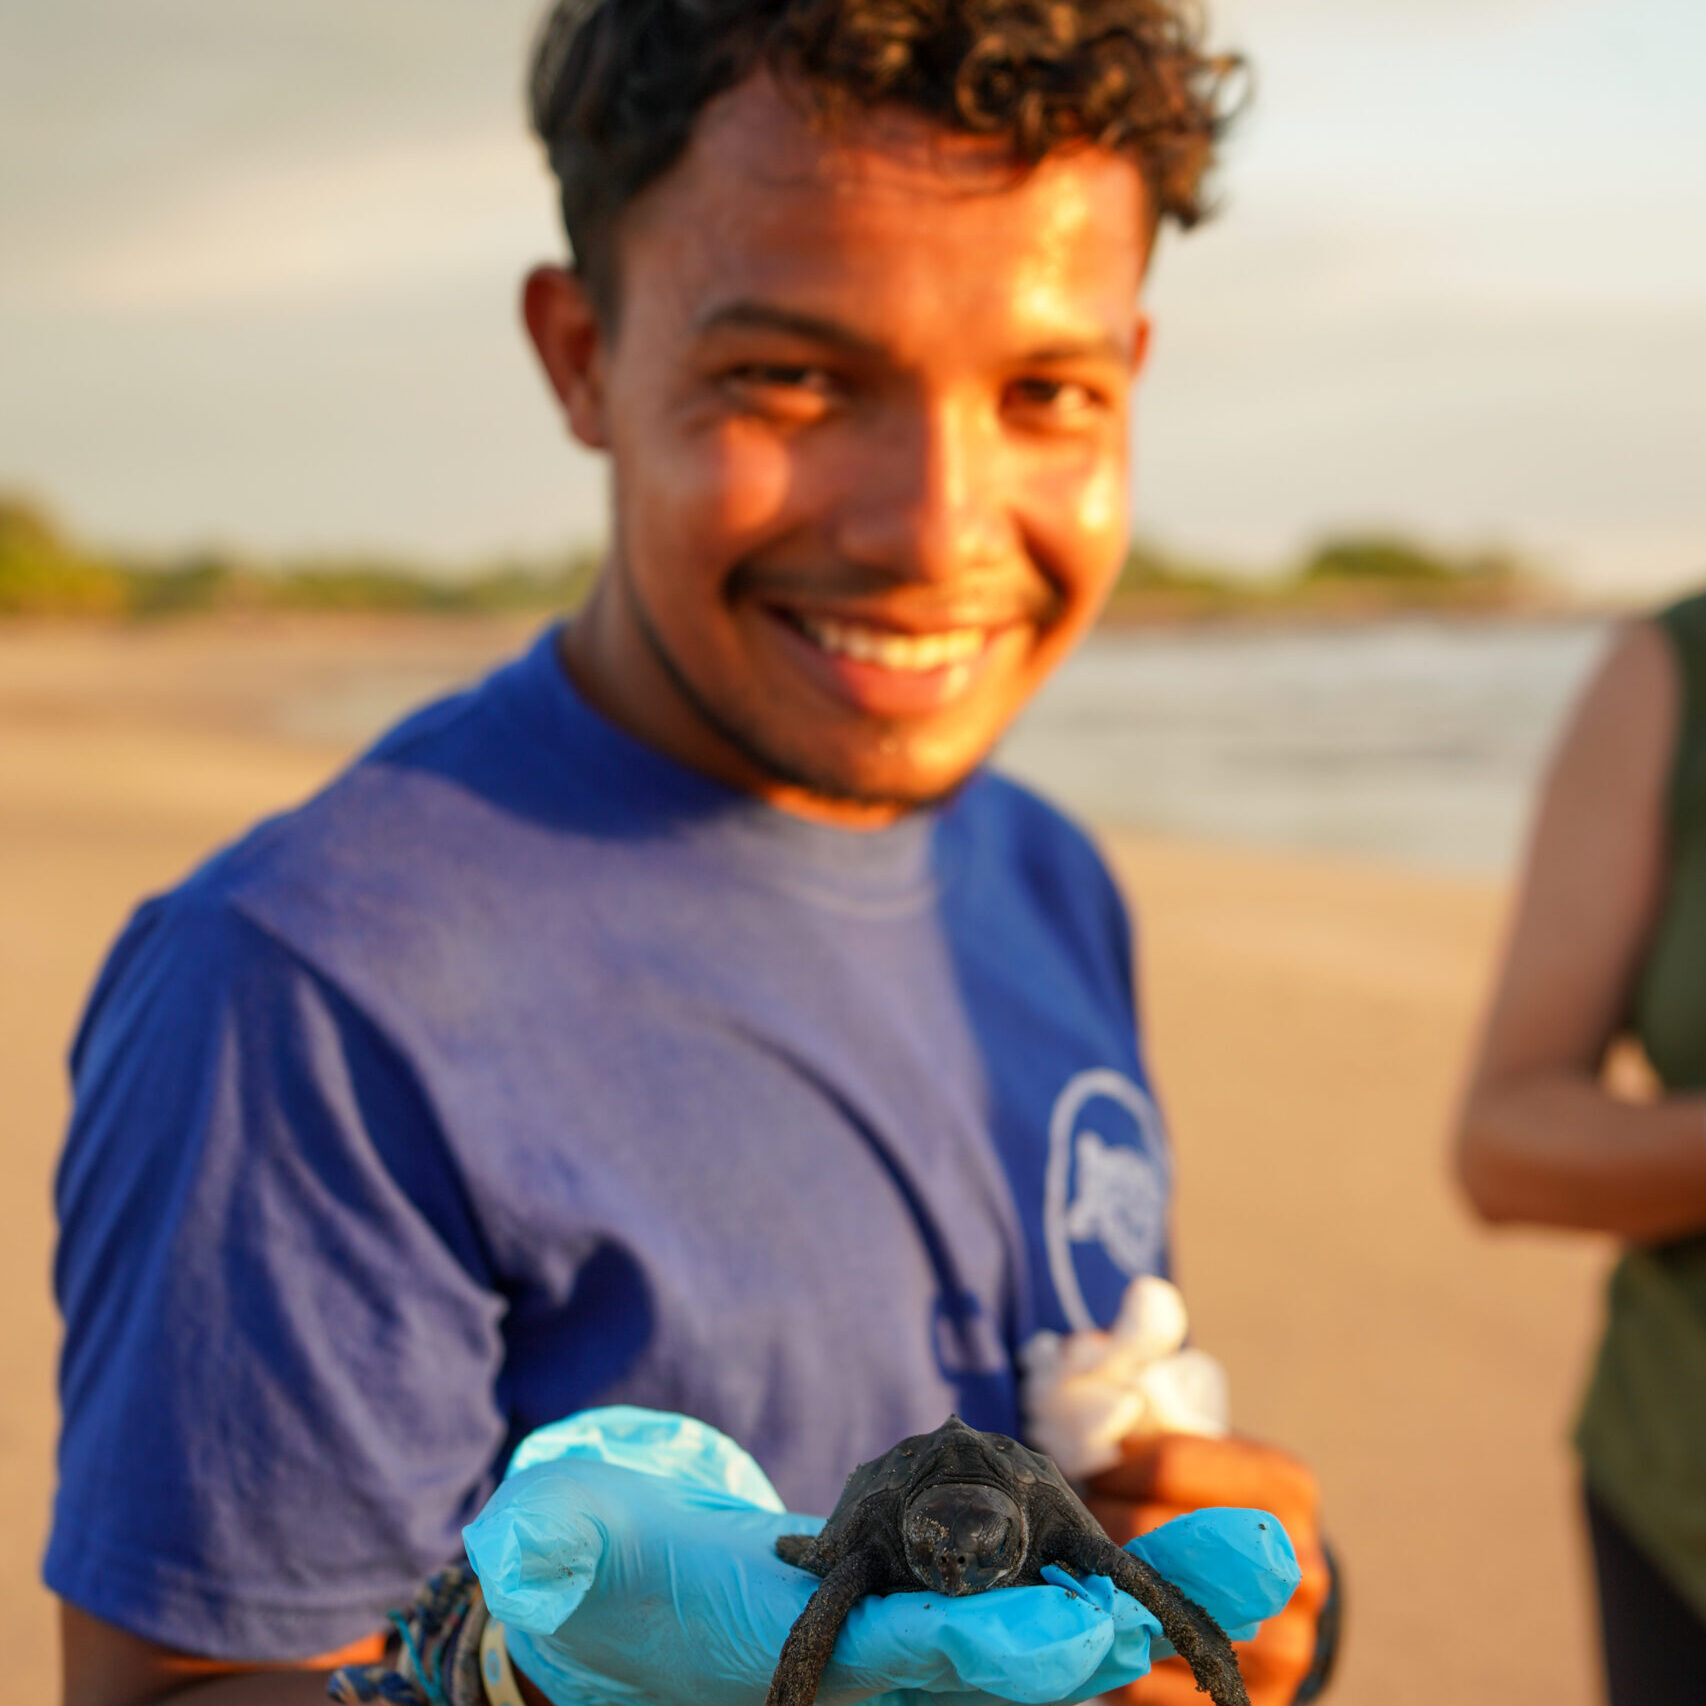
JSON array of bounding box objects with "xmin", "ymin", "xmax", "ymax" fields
[{"xmin": 0, "ymin": 618, "xmax": 1610, "ymax": 1704}]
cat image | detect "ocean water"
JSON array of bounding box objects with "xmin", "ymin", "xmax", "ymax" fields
[
  {"xmin": 280, "ymin": 614, "xmax": 1616, "ymax": 878},
  {"xmin": 996, "ymin": 616, "xmax": 1615, "ymax": 876}
]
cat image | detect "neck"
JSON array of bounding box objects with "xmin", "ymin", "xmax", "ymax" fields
[{"xmin": 558, "ymin": 571, "xmax": 912, "ymax": 831}]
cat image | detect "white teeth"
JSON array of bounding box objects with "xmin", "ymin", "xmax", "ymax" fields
[{"xmin": 794, "ymin": 616, "xmax": 987, "ymax": 672}]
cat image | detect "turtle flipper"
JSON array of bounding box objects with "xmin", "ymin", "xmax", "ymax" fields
[
  {"xmin": 766, "ymin": 1553, "xmax": 876, "ymax": 1706},
  {"xmin": 1056, "ymin": 1531, "xmax": 1250, "ymax": 1706},
  {"xmin": 775, "ymin": 1531, "xmax": 822, "ymax": 1571}
]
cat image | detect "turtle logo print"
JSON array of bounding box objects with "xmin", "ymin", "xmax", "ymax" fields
[
  {"xmin": 1044, "ymin": 1068, "xmax": 1169, "ymax": 1332},
  {"xmin": 1063, "ymin": 1130, "xmax": 1165, "ymax": 1275}
]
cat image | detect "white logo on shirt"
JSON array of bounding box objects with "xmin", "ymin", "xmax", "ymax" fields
[{"xmin": 1044, "ymin": 1068, "xmax": 1168, "ymax": 1333}]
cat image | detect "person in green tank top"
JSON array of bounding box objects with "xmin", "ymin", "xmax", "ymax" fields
[{"xmin": 1457, "ymin": 594, "xmax": 1706, "ymax": 1705}]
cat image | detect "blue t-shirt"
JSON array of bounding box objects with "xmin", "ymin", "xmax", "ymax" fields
[{"xmin": 46, "ymin": 627, "xmax": 1171, "ymax": 1659}]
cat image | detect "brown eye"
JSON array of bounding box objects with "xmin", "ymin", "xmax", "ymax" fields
[
  {"xmin": 1005, "ymin": 377, "xmax": 1105, "ymax": 422},
  {"xmin": 724, "ymin": 363, "xmax": 836, "ymax": 397},
  {"xmin": 735, "ymin": 363, "xmax": 818, "ymax": 389},
  {"xmin": 721, "ymin": 362, "xmax": 840, "ymax": 422}
]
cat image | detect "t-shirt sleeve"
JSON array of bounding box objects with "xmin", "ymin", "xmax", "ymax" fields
[
  {"xmin": 1025, "ymin": 802, "xmax": 1141, "ymax": 1026},
  {"xmin": 46, "ymin": 894, "xmax": 508, "ymax": 1660},
  {"xmin": 1084, "ymin": 836, "xmax": 1139, "ymax": 1025}
]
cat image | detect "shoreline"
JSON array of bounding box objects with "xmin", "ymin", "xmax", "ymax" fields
[
  {"xmin": 1095, "ymin": 592, "xmax": 1618, "ymax": 634},
  {"xmin": 0, "ymin": 581, "xmax": 1632, "ymax": 640}
]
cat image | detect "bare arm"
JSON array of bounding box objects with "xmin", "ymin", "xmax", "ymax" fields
[
  {"xmin": 1455, "ymin": 619, "xmax": 1706, "ymax": 1240},
  {"xmin": 60, "ymin": 1603, "xmax": 381, "ymax": 1706}
]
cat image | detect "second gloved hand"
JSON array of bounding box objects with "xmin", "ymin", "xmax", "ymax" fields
[{"xmin": 463, "ymin": 1407, "xmax": 1299, "ymax": 1706}]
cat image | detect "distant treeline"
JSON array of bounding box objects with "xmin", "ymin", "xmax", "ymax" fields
[
  {"xmin": 1104, "ymin": 535, "xmax": 1543, "ymax": 622},
  {"xmin": 2, "ymin": 492, "xmax": 1545, "ymax": 623},
  {"xmin": 0, "ymin": 496, "xmax": 599, "ymax": 620}
]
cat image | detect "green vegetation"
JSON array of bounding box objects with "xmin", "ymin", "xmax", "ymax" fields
[
  {"xmin": 0, "ymin": 495, "xmax": 599, "ymax": 620},
  {"xmin": 1105, "ymin": 531, "xmax": 1541, "ymax": 623},
  {"xmin": 1299, "ymin": 535, "xmax": 1522, "ymax": 589},
  {"xmin": 1, "ymin": 491, "xmax": 1548, "ymax": 626},
  {"xmin": 0, "ymin": 499, "xmax": 132, "ymax": 616}
]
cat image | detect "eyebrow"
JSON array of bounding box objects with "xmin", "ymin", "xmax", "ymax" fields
[
  {"xmin": 1021, "ymin": 334, "xmax": 1131, "ymax": 366},
  {"xmin": 695, "ymin": 301, "xmax": 885, "ymax": 356},
  {"xmin": 695, "ymin": 301, "xmax": 1131, "ymax": 366}
]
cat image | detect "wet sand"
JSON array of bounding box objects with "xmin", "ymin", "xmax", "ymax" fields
[{"xmin": 0, "ymin": 618, "xmax": 1609, "ymax": 1704}]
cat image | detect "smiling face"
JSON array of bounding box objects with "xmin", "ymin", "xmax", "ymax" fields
[{"xmin": 526, "ymin": 74, "xmax": 1151, "ymax": 824}]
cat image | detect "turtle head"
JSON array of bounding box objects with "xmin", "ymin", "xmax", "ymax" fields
[{"xmin": 901, "ymin": 1481, "xmax": 1027, "ymax": 1595}]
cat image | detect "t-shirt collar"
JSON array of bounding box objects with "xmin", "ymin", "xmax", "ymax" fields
[{"xmin": 516, "ymin": 623, "xmax": 947, "ymax": 910}]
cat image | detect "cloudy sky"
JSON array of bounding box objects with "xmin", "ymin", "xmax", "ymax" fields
[{"xmin": 3, "ymin": 0, "xmax": 1703, "ymax": 592}]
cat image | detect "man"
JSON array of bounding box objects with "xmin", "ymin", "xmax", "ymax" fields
[{"xmin": 51, "ymin": 0, "xmax": 1328, "ymax": 1702}]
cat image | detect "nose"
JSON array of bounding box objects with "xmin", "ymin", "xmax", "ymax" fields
[
  {"xmin": 834, "ymin": 396, "xmax": 1016, "ymax": 588},
  {"xmin": 903, "ymin": 1483, "xmax": 1025, "ymax": 1595}
]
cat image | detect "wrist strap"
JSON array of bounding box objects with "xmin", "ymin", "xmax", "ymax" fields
[{"xmin": 480, "ymin": 1617, "xmax": 528, "ymax": 1706}]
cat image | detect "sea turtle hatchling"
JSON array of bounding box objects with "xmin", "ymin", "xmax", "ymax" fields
[{"xmin": 768, "ymin": 1415, "xmax": 1250, "ymax": 1706}]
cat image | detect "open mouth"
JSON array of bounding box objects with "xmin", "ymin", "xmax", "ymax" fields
[
  {"xmin": 787, "ymin": 613, "xmax": 990, "ymax": 674},
  {"xmin": 761, "ymin": 603, "xmax": 1026, "ymax": 721}
]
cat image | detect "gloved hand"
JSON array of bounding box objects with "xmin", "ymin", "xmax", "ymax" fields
[{"xmin": 463, "ymin": 1407, "xmax": 1299, "ymax": 1706}]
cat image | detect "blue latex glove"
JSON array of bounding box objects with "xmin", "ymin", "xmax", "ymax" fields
[{"xmin": 464, "ymin": 1408, "xmax": 1299, "ymax": 1706}]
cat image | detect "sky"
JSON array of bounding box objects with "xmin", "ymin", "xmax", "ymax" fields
[{"xmin": 2, "ymin": 0, "xmax": 1704, "ymax": 593}]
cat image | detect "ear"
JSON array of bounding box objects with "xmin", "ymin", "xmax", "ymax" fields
[
  {"xmin": 1129, "ymin": 311, "xmax": 1153, "ymax": 380},
  {"xmin": 522, "ymin": 265, "xmax": 611, "ymax": 450}
]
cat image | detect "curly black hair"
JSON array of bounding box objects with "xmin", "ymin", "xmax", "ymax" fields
[{"xmin": 529, "ymin": 0, "xmax": 1243, "ymax": 316}]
